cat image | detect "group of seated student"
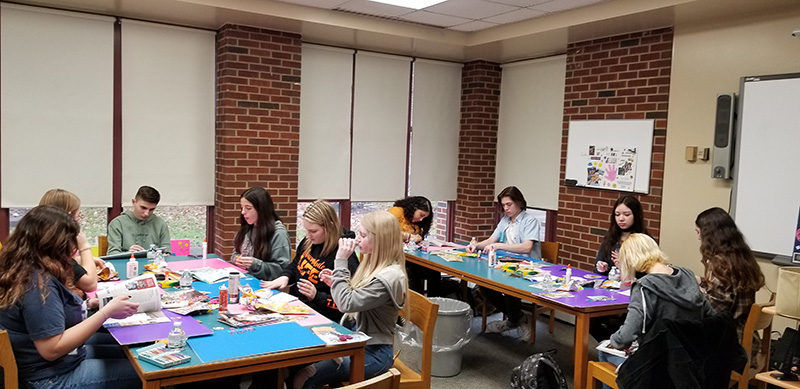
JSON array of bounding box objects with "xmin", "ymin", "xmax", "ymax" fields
[{"xmin": 593, "ymin": 202, "xmax": 765, "ymax": 388}]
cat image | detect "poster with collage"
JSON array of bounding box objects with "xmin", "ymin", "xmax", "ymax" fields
[{"xmin": 585, "ymin": 146, "xmax": 637, "ymax": 192}]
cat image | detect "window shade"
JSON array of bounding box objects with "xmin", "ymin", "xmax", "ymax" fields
[
  {"xmin": 298, "ymin": 44, "xmax": 354, "ymax": 200},
  {"xmin": 409, "ymin": 59, "xmax": 462, "ymax": 201},
  {"xmin": 350, "ymin": 52, "xmax": 411, "ymax": 201},
  {"xmin": 121, "ymin": 20, "xmax": 215, "ymax": 206},
  {"xmin": 1, "ymin": 4, "xmax": 114, "ymax": 207},
  {"xmin": 496, "ymin": 55, "xmax": 566, "ymax": 210}
]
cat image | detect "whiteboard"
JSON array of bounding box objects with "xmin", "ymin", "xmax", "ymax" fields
[
  {"xmin": 731, "ymin": 73, "xmax": 800, "ymax": 257},
  {"xmin": 565, "ymin": 120, "xmax": 654, "ymax": 193}
]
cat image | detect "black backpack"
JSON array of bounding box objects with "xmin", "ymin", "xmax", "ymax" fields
[{"xmin": 510, "ymin": 349, "xmax": 568, "ymax": 389}]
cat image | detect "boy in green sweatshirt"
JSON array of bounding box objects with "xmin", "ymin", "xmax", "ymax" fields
[{"xmin": 107, "ymin": 186, "xmax": 171, "ymax": 255}]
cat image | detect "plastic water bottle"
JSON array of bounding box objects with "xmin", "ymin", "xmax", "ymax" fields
[
  {"xmin": 228, "ymin": 271, "xmax": 241, "ymax": 304},
  {"xmin": 609, "ymin": 266, "xmax": 620, "ymax": 282},
  {"xmin": 469, "ymin": 237, "xmax": 478, "ymax": 248},
  {"xmin": 147, "ymin": 244, "xmax": 157, "ymax": 261},
  {"xmin": 126, "ymin": 255, "xmax": 138, "ymax": 279},
  {"xmin": 167, "ymin": 321, "xmax": 187, "ymax": 350},
  {"xmin": 155, "ymin": 249, "xmax": 167, "ymax": 269},
  {"xmin": 180, "ymin": 270, "xmax": 193, "ymax": 289}
]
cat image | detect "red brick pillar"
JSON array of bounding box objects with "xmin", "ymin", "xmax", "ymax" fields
[
  {"xmin": 214, "ymin": 25, "xmax": 301, "ymax": 256},
  {"xmin": 558, "ymin": 28, "xmax": 672, "ymax": 270},
  {"xmin": 453, "ymin": 61, "xmax": 502, "ymax": 242}
]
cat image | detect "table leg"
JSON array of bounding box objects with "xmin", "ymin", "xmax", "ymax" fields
[
  {"xmin": 573, "ymin": 313, "xmax": 590, "ymax": 388},
  {"xmin": 349, "ymin": 347, "xmax": 366, "ymax": 383}
]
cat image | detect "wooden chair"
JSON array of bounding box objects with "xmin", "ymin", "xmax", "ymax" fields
[
  {"xmin": 586, "ymin": 361, "xmax": 619, "ymax": 389},
  {"xmin": 393, "ymin": 290, "xmax": 438, "ymax": 389},
  {"xmin": 97, "ymin": 236, "xmax": 108, "ymax": 257},
  {"xmin": 341, "ymin": 368, "xmax": 401, "ymax": 389},
  {"xmin": 0, "ymin": 329, "xmax": 19, "ymax": 389},
  {"xmin": 730, "ymin": 293, "xmax": 775, "ymax": 389}
]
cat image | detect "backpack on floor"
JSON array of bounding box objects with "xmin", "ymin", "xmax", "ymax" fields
[{"xmin": 510, "ymin": 349, "xmax": 568, "ymax": 389}]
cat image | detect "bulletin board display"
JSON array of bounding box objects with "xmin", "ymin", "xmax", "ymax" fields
[{"xmin": 565, "ymin": 119, "xmax": 654, "ymax": 194}]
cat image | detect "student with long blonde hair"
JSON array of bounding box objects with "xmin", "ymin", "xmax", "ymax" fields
[
  {"xmin": 295, "ymin": 211, "xmax": 408, "ymax": 389},
  {"xmin": 261, "ymin": 200, "xmax": 359, "ymax": 322},
  {"xmin": 39, "ymin": 189, "xmax": 100, "ymax": 295}
]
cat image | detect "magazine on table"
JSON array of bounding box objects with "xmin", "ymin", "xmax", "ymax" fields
[
  {"xmin": 218, "ymin": 311, "xmax": 291, "ymax": 328},
  {"xmin": 96, "ymin": 273, "xmax": 161, "ymax": 313},
  {"xmin": 102, "ymin": 310, "xmax": 170, "ymax": 328},
  {"xmin": 189, "ymin": 267, "xmax": 241, "ymax": 284}
]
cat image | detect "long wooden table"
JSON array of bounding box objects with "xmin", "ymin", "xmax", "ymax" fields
[
  {"xmin": 105, "ymin": 255, "xmax": 367, "ymax": 388},
  {"xmin": 404, "ymin": 249, "xmax": 629, "ymax": 387}
]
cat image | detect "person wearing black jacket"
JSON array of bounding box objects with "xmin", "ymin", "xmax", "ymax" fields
[{"xmin": 260, "ymin": 200, "xmax": 359, "ymax": 322}]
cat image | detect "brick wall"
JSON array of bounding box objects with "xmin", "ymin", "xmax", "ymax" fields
[
  {"xmin": 557, "ymin": 28, "xmax": 672, "ymax": 270},
  {"xmin": 453, "ymin": 61, "xmax": 502, "ymax": 242},
  {"xmin": 214, "ymin": 25, "xmax": 302, "ymax": 257},
  {"xmin": 431, "ymin": 200, "xmax": 448, "ymax": 241}
]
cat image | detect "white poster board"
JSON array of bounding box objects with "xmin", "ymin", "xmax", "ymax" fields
[{"xmin": 565, "ymin": 120, "xmax": 654, "ymax": 194}]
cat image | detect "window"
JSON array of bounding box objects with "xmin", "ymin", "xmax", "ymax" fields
[
  {"xmin": 9, "ymin": 207, "xmax": 108, "ymax": 246},
  {"xmin": 122, "ymin": 205, "xmax": 207, "ymax": 255},
  {"xmin": 350, "ymin": 201, "xmax": 393, "ymax": 232}
]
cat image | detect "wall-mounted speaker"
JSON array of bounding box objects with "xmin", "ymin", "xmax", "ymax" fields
[{"xmin": 712, "ymin": 93, "xmax": 736, "ymax": 179}]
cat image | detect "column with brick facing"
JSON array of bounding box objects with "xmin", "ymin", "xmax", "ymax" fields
[
  {"xmin": 214, "ymin": 25, "xmax": 301, "ymax": 257},
  {"xmin": 557, "ymin": 28, "xmax": 672, "ymax": 270},
  {"xmin": 453, "ymin": 61, "xmax": 502, "ymax": 242}
]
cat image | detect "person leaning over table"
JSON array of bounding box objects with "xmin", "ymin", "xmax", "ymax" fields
[
  {"xmin": 0, "ymin": 205, "xmax": 141, "ymax": 389},
  {"xmin": 107, "ymin": 185, "xmax": 171, "ymax": 255},
  {"xmin": 387, "ymin": 195, "xmax": 443, "ymax": 297},
  {"xmin": 466, "ymin": 185, "xmax": 541, "ymax": 340},
  {"xmin": 231, "ymin": 187, "xmax": 291, "ymax": 281}
]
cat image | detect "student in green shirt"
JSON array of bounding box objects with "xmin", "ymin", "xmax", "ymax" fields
[{"xmin": 107, "ymin": 186, "xmax": 170, "ymax": 255}]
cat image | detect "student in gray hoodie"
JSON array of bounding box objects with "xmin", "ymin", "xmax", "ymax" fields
[
  {"xmin": 597, "ymin": 233, "xmax": 715, "ymax": 383},
  {"xmin": 294, "ymin": 210, "xmax": 407, "ymax": 389}
]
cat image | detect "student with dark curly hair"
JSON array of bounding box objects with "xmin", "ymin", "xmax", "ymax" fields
[
  {"xmin": 387, "ymin": 196, "xmax": 441, "ymax": 296},
  {"xmin": 695, "ymin": 207, "xmax": 765, "ymax": 358}
]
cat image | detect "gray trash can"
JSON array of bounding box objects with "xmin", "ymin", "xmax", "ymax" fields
[{"xmin": 428, "ymin": 297, "xmax": 472, "ymax": 377}]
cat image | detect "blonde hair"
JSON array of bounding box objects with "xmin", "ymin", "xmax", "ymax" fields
[
  {"xmin": 302, "ymin": 200, "xmax": 341, "ymax": 257},
  {"xmin": 39, "ymin": 189, "xmax": 81, "ymax": 216},
  {"xmin": 344, "ymin": 211, "xmax": 408, "ymax": 321},
  {"xmin": 617, "ymin": 233, "xmax": 668, "ymax": 281}
]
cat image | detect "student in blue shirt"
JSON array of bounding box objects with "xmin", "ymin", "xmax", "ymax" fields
[
  {"xmin": 0, "ymin": 205, "xmax": 140, "ymax": 389},
  {"xmin": 467, "ymin": 186, "xmax": 541, "ymax": 339}
]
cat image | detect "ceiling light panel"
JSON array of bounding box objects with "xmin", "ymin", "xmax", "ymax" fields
[
  {"xmin": 369, "ymin": 0, "xmax": 446, "ymax": 9},
  {"xmin": 399, "ymin": 10, "xmax": 472, "ymax": 27},
  {"xmin": 425, "ymin": 0, "xmax": 517, "ymax": 20},
  {"xmin": 336, "ymin": 0, "xmax": 415, "ymax": 17}
]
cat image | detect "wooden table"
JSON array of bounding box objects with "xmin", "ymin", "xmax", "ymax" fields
[
  {"xmin": 755, "ymin": 306, "xmax": 799, "ymax": 388},
  {"xmin": 125, "ymin": 340, "xmax": 366, "ymax": 389},
  {"xmin": 405, "ymin": 249, "xmax": 629, "ymax": 388}
]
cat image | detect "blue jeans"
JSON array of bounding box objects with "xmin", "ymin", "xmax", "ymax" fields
[
  {"xmin": 597, "ymin": 350, "xmax": 626, "ymax": 389},
  {"xmin": 27, "ymin": 333, "xmax": 140, "ymax": 389},
  {"xmin": 301, "ymin": 344, "xmax": 393, "ymax": 389}
]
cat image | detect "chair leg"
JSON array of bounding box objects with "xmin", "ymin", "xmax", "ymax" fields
[
  {"xmin": 481, "ymin": 297, "xmax": 487, "ymax": 333},
  {"xmin": 530, "ymin": 314, "xmax": 536, "ymax": 344}
]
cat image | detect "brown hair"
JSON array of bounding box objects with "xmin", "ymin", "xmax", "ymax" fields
[
  {"xmin": 135, "ymin": 186, "xmax": 161, "ymax": 204},
  {"xmin": 302, "ymin": 200, "xmax": 341, "ymax": 257},
  {"xmin": 39, "ymin": 188, "xmax": 81, "ymax": 216}
]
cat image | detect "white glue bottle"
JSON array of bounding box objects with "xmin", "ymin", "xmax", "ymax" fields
[
  {"xmin": 202, "ymin": 239, "xmax": 208, "ymax": 260},
  {"xmin": 126, "ymin": 254, "xmax": 138, "ymax": 279},
  {"xmin": 564, "ymin": 264, "xmax": 572, "ymax": 286},
  {"xmin": 488, "ymin": 246, "xmax": 497, "ymax": 267}
]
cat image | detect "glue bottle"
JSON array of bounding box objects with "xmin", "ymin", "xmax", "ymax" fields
[
  {"xmin": 202, "ymin": 239, "xmax": 208, "ymax": 260},
  {"xmin": 488, "ymin": 246, "xmax": 497, "ymax": 267},
  {"xmin": 564, "ymin": 264, "xmax": 572, "ymax": 286},
  {"xmin": 126, "ymin": 254, "xmax": 138, "ymax": 279},
  {"xmin": 469, "ymin": 237, "xmax": 478, "ymax": 249},
  {"xmin": 218, "ymin": 284, "xmax": 228, "ymax": 312}
]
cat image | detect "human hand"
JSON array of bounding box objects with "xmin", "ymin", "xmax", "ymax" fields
[
  {"xmin": 411, "ymin": 234, "xmax": 423, "ymax": 244},
  {"xmin": 402, "ymin": 232, "xmax": 411, "ymax": 243},
  {"xmin": 297, "ymin": 278, "xmax": 317, "ymax": 300},
  {"xmin": 596, "ymin": 261, "xmax": 609, "ymax": 273},
  {"xmin": 260, "ymin": 276, "xmax": 288, "ymax": 290},
  {"xmin": 481, "ymin": 244, "xmax": 498, "ymax": 254},
  {"xmin": 93, "ymin": 257, "xmax": 106, "ymax": 268},
  {"xmin": 100, "ymin": 296, "xmax": 139, "ymax": 319},
  {"xmin": 235, "ymin": 256, "xmax": 254, "ymax": 269},
  {"xmin": 129, "ymin": 245, "xmax": 145, "ymax": 252},
  {"xmin": 611, "ymin": 250, "xmax": 619, "ymax": 266},
  {"xmin": 87, "ymin": 297, "xmax": 99, "ymax": 310},
  {"xmin": 319, "ymin": 268, "xmax": 333, "ymax": 287},
  {"xmin": 76, "ymin": 231, "xmax": 90, "ymax": 249},
  {"xmin": 336, "ymin": 238, "xmax": 357, "ymax": 259},
  {"xmin": 466, "ymin": 244, "xmax": 476, "ymax": 253}
]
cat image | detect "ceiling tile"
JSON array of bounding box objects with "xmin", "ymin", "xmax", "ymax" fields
[
  {"xmin": 425, "ymin": 0, "xmax": 518, "ymax": 20},
  {"xmin": 399, "ymin": 10, "xmax": 472, "ymax": 27},
  {"xmin": 483, "ymin": 7, "xmax": 546, "ymax": 24},
  {"xmin": 530, "ymin": 0, "xmax": 606, "ymax": 13},
  {"xmin": 335, "ymin": 0, "xmax": 415, "ymax": 17},
  {"xmin": 275, "ymin": 0, "xmax": 350, "ymax": 9},
  {"xmin": 449, "ymin": 20, "xmax": 499, "ymax": 32},
  {"xmin": 486, "ymin": 0, "xmax": 550, "ymax": 7}
]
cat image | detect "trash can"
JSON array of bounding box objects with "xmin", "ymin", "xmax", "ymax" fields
[{"xmin": 428, "ymin": 297, "xmax": 473, "ymax": 377}]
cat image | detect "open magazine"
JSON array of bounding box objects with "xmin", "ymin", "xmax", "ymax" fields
[
  {"xmin": 596, "ymin": 339, "xmax": 639, "ymax": 359},
  {"xmin": 96, "ymin": 274, "xmax": 161, "ymax": 313}
]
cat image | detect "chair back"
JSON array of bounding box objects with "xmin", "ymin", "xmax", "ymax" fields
[
  {"xmin": 97, "ymin": 236, "xmax": 108, "ymax": 257},
  {"xmin": 541, "ymin": 242, "xmax": 559, "ymax": 264},
  {"xmin": 732, "ymin": 293, "xmax": 776, "ymax": 389},
  {"xmin": 394, "ymin": 290, "xmax": 438, "ymax": 389},
  {"xmin": 341, "ymin": 368, "xmax": 401, "ymax": 389},
  {"xmin": 0, "ymin": 329, "xmax": 19, "ymax": 389}
]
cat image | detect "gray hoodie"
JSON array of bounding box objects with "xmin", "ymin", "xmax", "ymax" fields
[
  {"xmin": 610, "ymin": 266, "xmax": 715, "ymax": 349},
  {"xmin": 331, "ymin": 258, "xmax": 406, "ymax": 345}
]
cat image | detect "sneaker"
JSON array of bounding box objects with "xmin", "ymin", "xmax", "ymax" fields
[
  {"xmin": 486, "ymin": 319, "xmax": 514, "ymax": 333},
  {"xmin": 517, "ymin": 314, "xmax": 532, "ymax": 341}
]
